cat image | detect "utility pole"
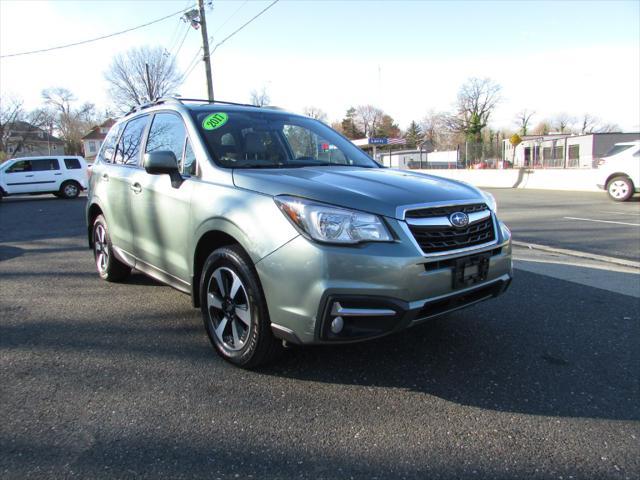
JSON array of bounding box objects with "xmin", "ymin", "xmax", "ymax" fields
[
  {"xmin": 198, "ymin": 0, "xmax": 214, "ymax": 101},
  {"xmin": 145, "ymin": 62, "xmax": 153, "ymax": 101}
]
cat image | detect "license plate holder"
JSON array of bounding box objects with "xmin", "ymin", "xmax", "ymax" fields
[{"xmin": 452, "ymin": 253, "xmax": 490, "ymax": 289}]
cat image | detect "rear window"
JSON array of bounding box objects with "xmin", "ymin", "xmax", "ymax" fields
[{"xmin": 64, "ymin": 158, "xmax": 82, "ymax": 169}]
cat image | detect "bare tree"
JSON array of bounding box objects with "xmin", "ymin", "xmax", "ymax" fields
[
  {"xmin": 532, "ymin": 120, "xmax": 551, "ymax": 135},
  {"xmin": 302, "ymin": 106, "xmax": 328, "ymax": 123},
  {"xmin": 0, "ymin": 95, "xmax": 24, "ymax": 160},
  {"xmin": 105, "ymin": 46, "xmax": 182, "ymax": 111},
  {"xmin": 42, "ymin": 87, "xmax": 97, "ymax": 154},
  {"xmin": 249, "ymin": 86, "xmax": 271, "ymax": 107},
  {"xmin": 420, "ymin": 110, "xmax": 459, "ymax": 151},
  {"xmin": 595, "ymin": 122, "xmax": 621, "ymax": 133},
  {"xmin": 552, "ymin": 113, "xmax": 575, "ymax": 133},
  {"xmin": 514, "ymin": 109, "xmax": 535, "ymax": 136},
  {"xmin": 449, "ymin": 77, "xmax": 502, "ymax": 143},
  {"xmin": 354, "ymin": 105, "xmax": 384, "ymax": 137}
]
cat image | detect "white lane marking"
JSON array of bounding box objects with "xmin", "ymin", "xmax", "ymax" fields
[
  {"xmin": 563, "ymin": 216, "xmax": 640, "ymax": 227},
  {"xmin": 599, "ymin": 210, "xmax": 640, "ymax": 217}
]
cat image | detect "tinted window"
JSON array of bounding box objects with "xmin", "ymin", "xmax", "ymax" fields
[
  {"xmin": 31, "ymin": 159, "xmax": 59, "ymax": 171},
  {"xmin": 64, "ymin": 158, "xmax": 82, "ymax": 169},
  {"xmin": 115, "ymin": 116, "xmax": 148, "ymax": 166},
  {"xmin": 183, "ymin": 139, "xmax": 197, "ymax": 176},
  {"xmin": 98, "ymin": 124, "xmax": 123, "ymax": 164},
  {"xmin": 6, "ymin": 160, "xmax": 32, "ymax": 173},
  {"xmin": 146, "ymin": 113, "xmax": 186, "ymax": 163}
]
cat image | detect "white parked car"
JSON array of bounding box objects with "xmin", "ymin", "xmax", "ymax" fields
[
  {"xmin": 0, "ymin": 155, "xmax": 88, "ymax": 200},
  {"xmin": 597, "ymin": 141, "xmax": 640, "ymax": 202}
]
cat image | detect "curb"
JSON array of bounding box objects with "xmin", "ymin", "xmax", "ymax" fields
[{"xmin": 512, "ymin": 240, "xmax": 640, "ymax": 269}]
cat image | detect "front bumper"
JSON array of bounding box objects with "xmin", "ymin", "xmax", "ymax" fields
[{"xmin": 256, "ymin": 216, "xmax": 512, "ymax": 345}]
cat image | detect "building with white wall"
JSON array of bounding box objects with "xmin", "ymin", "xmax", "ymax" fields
[{"xmin": 503, "ymin": 132, "xmax": 639, "ymax": 168}]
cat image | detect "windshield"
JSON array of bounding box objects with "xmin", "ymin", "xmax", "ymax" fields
[
  {"xmin": 192, "ymin": 110, "xmax": 379, "ymax": 169},
  {"xmin": 604, "ymin": 144, "xmax": 634, "ymax": 157}
]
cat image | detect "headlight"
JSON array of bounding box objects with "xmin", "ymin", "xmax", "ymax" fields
[
  {"xmin": 274, "ymin": 195, "xmax": 393, "ymax": 244},
  {"xmin": 481, "ymin": 190, "xmax": 497, "ymax": 213}
]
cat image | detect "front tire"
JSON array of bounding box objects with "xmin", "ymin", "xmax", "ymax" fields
[
  {"xmin": 200, "ymin": 245, "xmax": 282, "ymax": 368},
  {"xmin": 59, "ymin": 180, "xmax": 80, "ymax": 199},
  {"xmin": 607, "ymin": 176, "xmax": 634, "ymax": 202},
  {"xmin": 92, "ymin": 215, "xmax": 131, "ymax": 282}
]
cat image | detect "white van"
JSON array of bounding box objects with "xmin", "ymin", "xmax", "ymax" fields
[
  {"xmin": 0, "ymin": 156, "xmax": 88, "ymax": 200},
  {"xmin": 596, "ymin": 141, "xmax": 640, "ymax": 202}
]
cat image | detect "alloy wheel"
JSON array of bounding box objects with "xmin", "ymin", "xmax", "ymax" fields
[
  {"xmin": 64, "ymin": 183, "xmax": 78, "ymax": 197},
  {"xmin": 207, "ymin": 267, "xmax": 251, "ymax": 351},
  {"xmin": 94, "ymin": 224, "xmax": 109, "ymax": 273}
]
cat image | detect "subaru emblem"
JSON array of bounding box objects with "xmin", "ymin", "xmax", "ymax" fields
[{"xmin": 449, "ymin": 212, "xmax": 469, "ymax": 228}]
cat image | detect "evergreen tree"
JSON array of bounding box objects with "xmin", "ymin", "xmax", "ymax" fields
[{"xmin": 404, "ymin": 120, "xmax": 422, "ymax": 148}]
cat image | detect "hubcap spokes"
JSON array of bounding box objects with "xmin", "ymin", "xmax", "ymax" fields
[
  {"xmin": 65, "ymin": 185, "xmax": 77, "ymax": 196},
  {"xmin": 94, "ymin": 224, "xmax": 108, "ymax": 272},
  {"xmin": 207, "ymin": 267, "xmax": 251, "ymax": 351},
  {"xmin": 610, "ymin": 181, "xmax": 628, "ymax": 198}
]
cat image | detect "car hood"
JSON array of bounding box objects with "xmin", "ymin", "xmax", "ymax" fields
[{"xmin": 232, "ymin": 166, "xmax": 484, "ymax": 219}]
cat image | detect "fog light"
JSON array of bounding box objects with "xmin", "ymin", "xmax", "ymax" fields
[{"xmin": 331, "ymin": 316, "xmax": 344, "ymax": 334}]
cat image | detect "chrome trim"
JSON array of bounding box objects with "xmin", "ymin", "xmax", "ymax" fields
[
  {"xmin": 330, "ymin": 301, "xmax": 396, "ymax": 317},
  {"xmin": 396, "ymin": 199, "xmax": 486, "ymax": 221},
  {"xmin": 406, "ymin": 209, "xmax": 490, "ymax": 227},
  {"xmin": 400, "ymin": 213, "xmax": 500, "ymax": 258}
]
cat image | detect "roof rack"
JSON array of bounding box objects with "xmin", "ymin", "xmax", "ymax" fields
[{"xmin": 126, "ymin": 96, "xmax": 257, "ymax": 115}]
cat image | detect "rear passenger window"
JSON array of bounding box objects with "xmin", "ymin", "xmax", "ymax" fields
[
  {"xmin": 115, "ymin": 115, "xmax": 148, "ymax": 166},
  {"xmin": 146, "ymin": 113, "xmax": 186, "ymax": 163},
  {"xmin": 31, "ymin": 159, "xmax": 60, "ymax": 171},
  {"xmin": 64, "ymin": 158, "xmax": 82, "ymax": 169}
]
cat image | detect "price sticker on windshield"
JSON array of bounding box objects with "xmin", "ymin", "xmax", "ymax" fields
[{"xmin": 202, "ymin": 112, "xmax": 228, "ymax": 130}]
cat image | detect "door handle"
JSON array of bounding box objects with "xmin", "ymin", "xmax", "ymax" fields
[
  {"xmin": 101, "ymin": 173, "xmax": 109, "ymax": 182},
  {"xmin": 25, "ymin": 174, "xmax": 34, "ymax": 177},
  {"xmin": 130, "ymin": 182, "xmax": 142, "ymax": 194},
  {"xmin": 54, "ymin": 173, "xmax": 62, "ymax": 176}
]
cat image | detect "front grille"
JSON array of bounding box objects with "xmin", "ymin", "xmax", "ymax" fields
[
  {"xmin": 405, "ymin": 203, "xmax": 488, "ymax": 219},
  {"xmin": 408, "ymin": 216, "xmax": 496, "ymax": 254}
]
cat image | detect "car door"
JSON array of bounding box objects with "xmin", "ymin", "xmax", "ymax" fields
[
  {"xmin": 97, "ymin": 115, "xmax": 149, "ymax": 257},
  {"xmin": 129, "ymin": 111, "xmax": 195, "ymax": 285},
  {"xmin": 3, "ymin": 159, "xmax": 35, "ymax": 194},
  {"xmin": 29, "ymin": 158, "xmax": 63, "ymax": 192}
]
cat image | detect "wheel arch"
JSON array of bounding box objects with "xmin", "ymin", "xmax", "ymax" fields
[
  {"xmin": 87, "ymin": 203, "xmax": 104, "ymax": 248},
  {"xmin": 605, "ymin": 173, "xmax": 634, "ymax": 189},
  {"xmin": 191, "ymin": 227, "xmax": 254, "ymax": 308}
]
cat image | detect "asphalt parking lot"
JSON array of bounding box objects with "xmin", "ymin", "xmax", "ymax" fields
[{"xmin": 1, "ymin": 191, "xmax": 639, "ymax": 479}]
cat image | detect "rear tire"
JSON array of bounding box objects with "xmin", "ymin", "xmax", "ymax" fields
[
  {"xmin": 607, "ymin": 176, "xmax": 634, "ymax": 202},
  {"xmin": 200, "ymin": 245, "xmax": 282, "ymax": 369},
  {"xmin": 92, "ymin": 215, "xmax": 131, "ymax": 282},
  {"xmin": 59, "ymin": 180, "xmax": 80, "ymax": 199}
]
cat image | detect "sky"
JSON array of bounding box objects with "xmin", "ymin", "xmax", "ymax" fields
[{"xmin": 1, "ymin": 0, "xmax": 639, "ymax": 131}]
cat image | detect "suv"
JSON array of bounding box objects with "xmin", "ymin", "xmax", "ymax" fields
[
  {"xmin": 596, "ymin": 141, "xmax": 640, "ymax": 202},
  {"xmin": 86, "ymin": 98, "xmax": 512, "ymax": 368},
  {"xmin": 0, "ymin": 155, "xmax": 87, "ymax": 200}
]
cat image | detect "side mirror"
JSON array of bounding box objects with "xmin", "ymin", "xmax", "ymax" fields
[{"xmin": 143, "ymin": 151, "xmax": 183, "ymax": 188}]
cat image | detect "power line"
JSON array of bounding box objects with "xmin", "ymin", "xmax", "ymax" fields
[
  {"xmin": 212, "ymin": 0, "xmax": 249, "ymax": 38},
  {"xmin": 182, "ymin": 47, "xmax": 203, "ymax": 82},
  {"xmin": 172, "ymin": 22, "xmax": 192, "ymax": 58},
  {"xmin": 211, "ymin": 0, "xmax": 280, "ymax": 54},
  {"xmin": 0, "ymin": 5, "xmax": 195, "ymax": 59}
]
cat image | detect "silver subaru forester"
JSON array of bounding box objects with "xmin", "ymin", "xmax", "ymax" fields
[{"xmin": 87, "ymin": 98, "xmax": 512, "ymax": 368}]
